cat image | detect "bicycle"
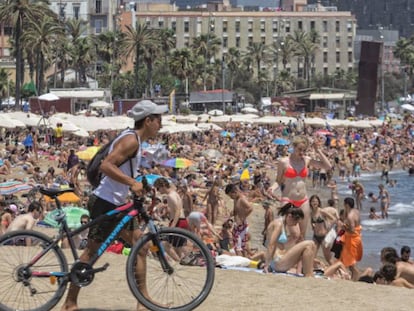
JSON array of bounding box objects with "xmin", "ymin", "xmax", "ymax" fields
[{"xmin": 0, "ymin": 185, "xmax": 215, "ymax": 311}]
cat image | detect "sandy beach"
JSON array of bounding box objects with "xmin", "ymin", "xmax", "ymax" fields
[{"xmin": 2, "ymin": 125, "xmax": 414, "ymax": 311}]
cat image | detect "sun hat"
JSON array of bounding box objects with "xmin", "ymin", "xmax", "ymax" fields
[{"xmin": 127, "ymin": 100, "xmax": 168, "ymax": 121}]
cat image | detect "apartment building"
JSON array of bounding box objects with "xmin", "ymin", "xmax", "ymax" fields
[{"xmin": 119, "ymin": 8, "xmax": 356, "ymax": 78}]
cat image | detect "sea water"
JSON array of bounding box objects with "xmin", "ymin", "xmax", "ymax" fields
[{"xmin": 336, "ymin": 169, "xmax": 414, "ymax": 270}]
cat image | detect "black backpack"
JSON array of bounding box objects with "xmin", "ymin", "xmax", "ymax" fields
[{"xmin": 86, "ymin": 131, "xmax": 138, "ymax": 189}]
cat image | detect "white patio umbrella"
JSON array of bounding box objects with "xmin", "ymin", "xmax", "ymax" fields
[
  {"xmin": 89, "ymin": 100, "xmax": 112, "ymax": 109},
  {"xmin": 38, "ymin": 93, "xmax": 59, "ymax": 101},
  {"xmin": 208, "ymin": 109, "xmax": 224, "ymax": 116}
]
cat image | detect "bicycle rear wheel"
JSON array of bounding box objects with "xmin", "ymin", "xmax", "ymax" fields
[
  {"xmin": 0, "ymin": 230, "xmax": 69, "ymax": 311},
  {"xmin": 126, "ymin": 227, "xmax": 215, "ymax": 311}
]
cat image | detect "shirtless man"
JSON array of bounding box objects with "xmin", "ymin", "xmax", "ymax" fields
[
  {"xmin": 274, "ymin": 135, "xmax": 331, "ymax": 241},
  {"xmin": 154, "ymin": 177, "xmax": 188, "ymax": 230},
  {"xmin": 7, "ymin": 201, "xmax": 42, "ymax": 232},
  {"xmin": 225, "ymin": 183, "xmax": 253, "ymax": 257},
  {"xmin": 340, "ymin": 197, "xmax": 363, "ymax": 281}
]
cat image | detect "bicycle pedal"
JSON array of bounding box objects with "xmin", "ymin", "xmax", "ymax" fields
[{"xmin": 92, "ymin": 263, "xmax": 109, "ymax": 273}]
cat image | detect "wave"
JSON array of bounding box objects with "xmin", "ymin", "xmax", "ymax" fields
[{"xmin": 361, "ymin": 218, "xmax": 401, "ymax": 232}]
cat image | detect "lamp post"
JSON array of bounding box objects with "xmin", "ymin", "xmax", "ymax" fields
[
  {"xmin": 203, "ymin": 12, "xmax": 214, "ymax": 91},
  {"xmin": 221, "ymin": 55, "xmax": 225, "ymax": 114}
]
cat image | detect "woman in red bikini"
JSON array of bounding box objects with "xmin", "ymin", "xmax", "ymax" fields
[{"xmin": 275, "ymin": 135, "xmax": 332, "ymax": 241}]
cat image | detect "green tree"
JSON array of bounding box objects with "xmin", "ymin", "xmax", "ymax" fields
[
  {"xmin": 169, "ymin": 48, "xmax": 194, "ymax": 96},
  {"xmin": 225, "ymin": 47, "xmax": 242, "ymax": 90},
  {"xmin": 22, "ymin": 15, "xmax": 64, "ymax": 94},
  {"xmin": 0, "ymin": 0, "xmax": 53, "ymax": 107},
  {"xmin": 120, "ymin": 22, "xmax": 154, "ymax": 98}
]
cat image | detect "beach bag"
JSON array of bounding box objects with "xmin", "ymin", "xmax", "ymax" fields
[
  {"xmin": 323, "ymin": 227, "xmax": 337, "ymax": 249},
  {"xmin": 86, "ymin": 131, "xmax": 138, "ymax": 189}
]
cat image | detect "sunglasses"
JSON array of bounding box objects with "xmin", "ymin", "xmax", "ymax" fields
[{"xmin": 81, "ymin": 221, "xmax": 88, "ymax": 225}]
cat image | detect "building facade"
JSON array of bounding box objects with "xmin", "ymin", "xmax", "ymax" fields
[{"xmin": 119, "ymin": 8, "xmax": 356, "ymax": 79}]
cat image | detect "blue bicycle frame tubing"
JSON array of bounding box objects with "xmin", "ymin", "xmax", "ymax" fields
[{"xmin": 92, "ymin": 205, "xmax": 138, "ymax": 261}]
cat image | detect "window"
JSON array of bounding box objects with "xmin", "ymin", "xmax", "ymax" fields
[
  {"xmin": 347, "ymin": 36, "xmax": 353, "ymax": 48},
  {"xmin": 336, "ymin": 36, "xmax": 340, "ymax": 48},
  {"xmin": 323, "ymin": 36, "xmax": 328, "ymax": 48},
  {"xmin": 335, "ymin": 21, "xmax": 340, "ymax": 32},
  {"xmin": 298, "ymin": 21, "xmax": 302, "ymax": 30},
  {"xmin": 324, "ymin": 67, "xmax": 328, "ymax": 76},
  {"xmin": 272, "ymin": 21, "xmax": 278, "ymax": 32},
  {"xmin": 95, "ymin": 20, "xmax": 103, "ymax": 33},
  {"xmin": 310, "ymin": 21, "xmax": 315, "ymax": 30},
  {"xmin": 223, "ymin": 37, "xmax": 228, "ymax": 48},
  {"xmin": 248, "ymin": 21, "xmax": 253, "ymax": 33},
  {"xmin": 95, "ymin": 0, "xmax": 102, "ymax": 14},
  {"xmin": 235, "ymin": 20, "xmax": 240, "ymax": 33},
  {"xmin": 348, "ymin": 51, "xmax": 353, "ymax": 63},
  {"xmin": 285, "ymin": 21, "xmax": 290, "ymax": 33},
  {"xmin": 172, "ymin": 21, "xmax": 176, "ymax": 32},
  {"xmin": 73, "ymin": 5, "xmax": 80, "ymax": 20},
  {"xmin": 347, "ymin": 21, "xmax": 353, "ymax": 32},
  {"xmin": 184, "ymin": 21, "xmax": 189, "ymax": 33},
  {"xmin": 158, "ymin": 21, "xmax": 164, "ymax": 28},
  {"xmin": 336, "ymin": 52, "xmax": 340, "ymax": 63},
  {"xmin": 261, "ymin": 36, "xmax": 266, "ymax": 44},
  {"xmin": 236, "ymin": 36, "xmax": 240, "ymax": 48},
  {"xmin": 323, "ymin": 52, "xmax": 328, "ymax": 63},
  {"xmin": 248, "ymin": 36, "xmax": 253, "ymax": 46},
  {"xmin": 323, "ymin": 21, "xmax": 328, "ymax": 32},
  {"xmin": 223, "ymin": 21, "xmax": 228, "ymax": 33},
  {"xmin": 261, "ymin": 20, "xmax": 266, "ymax": 33}
]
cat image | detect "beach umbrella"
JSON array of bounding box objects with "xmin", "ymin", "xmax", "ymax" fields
[
  {"xmin": 220, "ymin": 131, "xmax": 235, "ymax": 138},
  {"xmin": 0, "ymin": 181, "xmax": 33, "ymax": 195},
  {"xmin": 76, "ymin": 146, "xmax": 101, "ymax": 161},
  {"xmin": 43, "ymin": 206, "xmax": 89, "ymax": 229},
  {"xmin": 208, "ymin": 109, "xmax": 224, "ymax": 116},
  {"xmin": 136, "ymin": 174, "xmax": 166, "ymax": 186},
  {"xmin": 44, "ymin": 192, "xmax": 81, "ymax": 204},
  {"xmin": 38, "ymin": 92, "xmax": 59, "ymax": 101},
  {"xmin": 272, "ymin": 138, "xmax": 290, "ymax": 145},
  {"xmin": 202, "ymin": 149, "xmax": 223, "ymax": 159},
  {"xmin": 315, "ymin": 129, "xmax": 334, "ymax": 136},
  {"xmin": 160, "ymin": 157, "xmax": 194, "ymax": 169}
]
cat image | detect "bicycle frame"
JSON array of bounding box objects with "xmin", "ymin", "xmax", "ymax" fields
[{"xmin": 28, "ymin": 194, "xmax": 170, "ymax": 280}]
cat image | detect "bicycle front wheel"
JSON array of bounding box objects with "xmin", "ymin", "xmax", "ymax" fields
[
  {"xmin": 0, "ymin": 230, "xmax": 69, "ymax": 311},
  {"xmin": 126, "ymin": 227, "xmax": 215, "ymax": 311}
]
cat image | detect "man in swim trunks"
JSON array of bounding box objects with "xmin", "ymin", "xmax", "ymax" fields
[
  {"xmin": 275, "ymin": 135, "xmax": 332, "ymax": 241},
  {"xmin": 225, "ymin": 183, "xmax": 253, "ymax": 257},
  {"xmin": 340, "ymin": 197, "xmax": 363, "ymax": 281}
]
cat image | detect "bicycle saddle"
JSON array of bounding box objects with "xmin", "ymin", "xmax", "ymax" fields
[{"xmin": 39, "ymin": 187, "xmax": 75, "ymax": 198}]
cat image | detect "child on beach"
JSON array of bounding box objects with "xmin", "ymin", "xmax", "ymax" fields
[{"xmin": 369, "ymin": 207, "xmax": 380, "ymax": 220}]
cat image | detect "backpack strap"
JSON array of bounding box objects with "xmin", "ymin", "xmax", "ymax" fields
[{"xmin": 128, "ymin": 130, "xmax": 140, "ymax": 178}]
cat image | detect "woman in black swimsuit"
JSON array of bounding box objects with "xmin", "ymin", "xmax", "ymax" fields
[{"xmin": 309, "ymin": 195, "xmax": 339, "ymax": 264}]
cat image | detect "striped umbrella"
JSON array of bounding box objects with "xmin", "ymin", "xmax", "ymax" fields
[
  {"xmin": 160, "ymin": 158, "xmax": 194, "ymax": 169},
  {"xmin": 0, "ymin": 180, "xmax": 33, "ymax": 195}
]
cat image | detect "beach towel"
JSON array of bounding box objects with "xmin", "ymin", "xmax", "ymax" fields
[{"xmin": 340, "ymin": 225, "xmax": 363, "ymax": 267}]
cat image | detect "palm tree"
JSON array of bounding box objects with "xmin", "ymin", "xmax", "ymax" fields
[
  {"xmin": 0, "ymin": 68, "xmax": 10, "ymax": 99},
  {"xmin": 192, "ymin": 33, "xmax": 222, "ymax": 90},
  {"xmin": 71, "ymin": 36, "xmax": 94, "ymax": 85},
  {"xmin": 22, "ymin": 15, "xmax": 64, "ymax": 94},
  {"xmin": 225, "ymin": 47, "xmax": 242, "ymax": 90},
  {"xmin": 289, "ymin": 30, "xmax": 319, "ymax": 87},
  {"xmin": 0, "ymin": 0, "xmax": 53, "ymax": 108},
  {"xmin": 244, "ymin": 42, "xmax": 270, "ymax": 96},
  {"xmin": 169, "ymin": 48, "xmax": 194, "ymax": 97},
  {"xmin": 120, "ymin": 22, "xmax": 154, "ymax": 98},
  {"xmin": 158, "ymin": 28, "xmax": 176, "ymax": 73},
  {"xmin": 142, "ymin": 33, "xmax": 161, "ymax": 97}
]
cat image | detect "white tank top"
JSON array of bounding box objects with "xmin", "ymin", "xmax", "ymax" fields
[{"xmin": 94, "ymin": 130, "xmax": 142, "ymax": 205}]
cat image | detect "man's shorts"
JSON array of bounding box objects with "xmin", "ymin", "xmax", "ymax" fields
[{"xmin": 87, "ymin": 194, "xmax": 139, "ymax": 243}]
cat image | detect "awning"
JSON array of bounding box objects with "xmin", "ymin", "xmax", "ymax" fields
[{"xmin": 309, "ymin": 93, "xmax": 345, "ymax": 100}]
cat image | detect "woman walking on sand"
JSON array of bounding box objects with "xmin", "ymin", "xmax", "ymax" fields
[{"xmin": 273, "ymin": 135, "xmax": 332, "ymax": 240}]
